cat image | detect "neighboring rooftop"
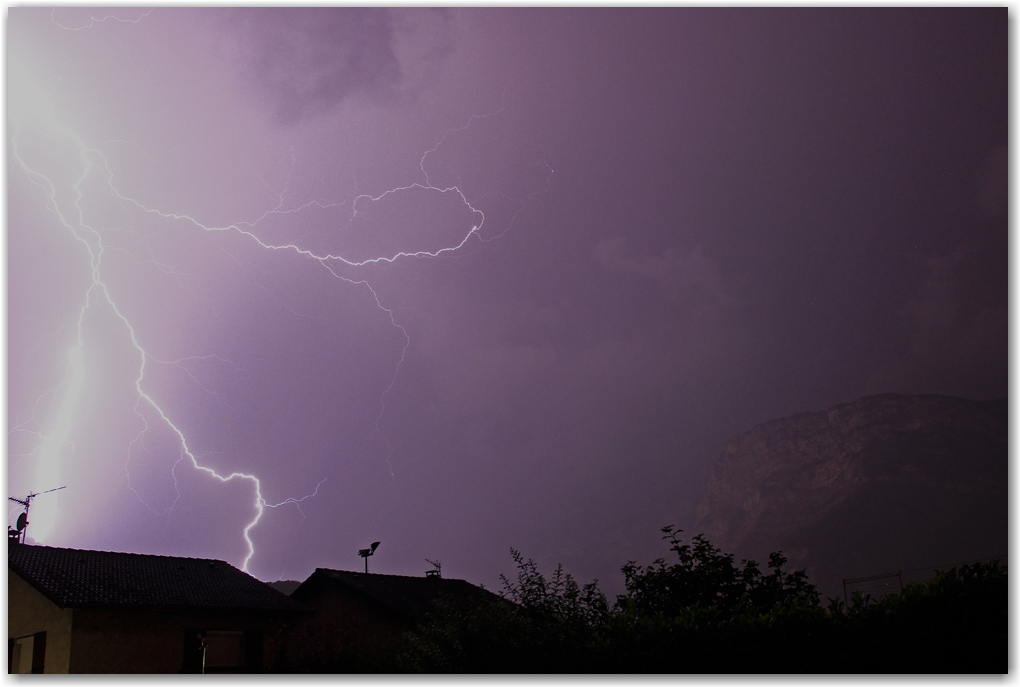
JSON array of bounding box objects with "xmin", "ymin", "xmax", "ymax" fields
[
  {"xmin": 9, "ymin": 544, "xmax": 306, "ymax": 612},
  {"xmin": 299, "ymin": 569, "xmax": 501, "ymax": 619}
]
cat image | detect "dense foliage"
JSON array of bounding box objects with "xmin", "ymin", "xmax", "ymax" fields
[
  {"xmin": 616, "ymin": 526, "xmax": 819, "ymax": 617},
  {"xmin": 397, "ymin": 527, "xmax": 1006, "ymax": 673},
  {"xmin": 396, "ymin": 549, "xmax": 609, "ymax": 672}
]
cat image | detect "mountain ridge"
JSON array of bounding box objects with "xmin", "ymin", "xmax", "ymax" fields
[{"xmin": 693, "ymin": 393, "xmax": 1007, "ymax": 597}]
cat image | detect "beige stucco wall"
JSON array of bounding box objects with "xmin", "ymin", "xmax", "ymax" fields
[
  {"xmin": 8, "ymin": 570, "xmax": 73, "ymax": 673},
  {"xmin": 9, "ymin": 566, "xmax": 294, "ymax": 673}
]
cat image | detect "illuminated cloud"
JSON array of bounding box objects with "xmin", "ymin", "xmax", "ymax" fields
[
  {"xmin": 218, "ymin": 8, "xmax": 455, "ymax": 125},
  {"xmin": 595, "ymin": 237, "xmax": 722, "ymax": 305},
  {"xmin": 7, "ymin": 9, "xmax": 1005, "ymax": 597}
]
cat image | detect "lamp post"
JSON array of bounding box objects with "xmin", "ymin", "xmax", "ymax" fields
[{"xmin": 358, "ymin": 541, "xmax": 380, "ymax": 573}]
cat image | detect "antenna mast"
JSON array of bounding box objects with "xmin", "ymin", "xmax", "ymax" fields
[{"xmin": 8, "ymin": 486, "xmax": 66, "ymax": 544}]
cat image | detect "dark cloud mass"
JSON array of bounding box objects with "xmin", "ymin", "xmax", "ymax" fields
[
  {"xmin": 222, "ymin": 8, "xmax": 404, "ymax": 124},
  {"xmin": 7, "ymin": 8, "xmax": 1006, "ymax": 598}
]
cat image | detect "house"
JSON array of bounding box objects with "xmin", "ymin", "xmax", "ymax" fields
[
  {"xmin": 279, "ymin": 568, "xmax": 503, "ymax": 671},
  {"xmin": 8, "ymin": 543, "xmax": 307, "ymax": 673}
]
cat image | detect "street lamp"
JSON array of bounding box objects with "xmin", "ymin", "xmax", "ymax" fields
[{"xmin": 358, "ymin": 541, "xmax": 380, "ymax": 573}]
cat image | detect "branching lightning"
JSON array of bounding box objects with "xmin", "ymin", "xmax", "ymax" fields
[
  {"xmin": 49, "ymin": 8, "xmax": 155, "ymax": 32},
  {"xmin": 8, "ymin": 65, "xmax": 311, "ymax": 571},
  {"xmin": 9, "ymin": 36, "xmax": 551, "ymax": 575}
]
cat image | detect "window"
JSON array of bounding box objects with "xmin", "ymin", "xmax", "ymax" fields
[
  {"xmin": 8, "ymin": 632, "xmax": 45, "ymax": 674},
  {"xmin": 182, "ymin": 629, "xmax": 261, "ymax": 673},
  {"xmin": 203, "ymin": 631, "xmax": 245, "ymax": 673}
]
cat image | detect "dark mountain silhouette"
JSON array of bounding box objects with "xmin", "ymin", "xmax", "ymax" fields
[
  {"xmin": 694, "ymin": 393, "xmax": 1007, "ymax": 598},
  {"xmin": 269, "ymin": 580, "xmax": 302, "ymax": 596}
]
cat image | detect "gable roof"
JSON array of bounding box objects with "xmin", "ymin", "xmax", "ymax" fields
[
  {"xmin": 297, "ymin": 568, "xmax": 501, "ymax": 620},
  {"xmin": 9, "ymin": 544, "xmax": 306, "ymax": 613}
]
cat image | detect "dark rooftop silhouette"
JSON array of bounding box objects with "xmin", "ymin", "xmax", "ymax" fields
[
  {"xmin": 9, "ymin": 544, "xmax": 306, "ymax": 612},
  {"xmin": 296, "ymin": 568, "xmax": 502, "ymax": 620}
]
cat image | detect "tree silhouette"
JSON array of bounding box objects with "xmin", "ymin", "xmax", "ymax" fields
[{"xmin": 395, "ymin": 528, "xmax": 1005, "ymax": 673}]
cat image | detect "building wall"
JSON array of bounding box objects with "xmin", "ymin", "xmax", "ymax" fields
[
  {"xmin": 68, "ymin": 608, "xmax": 289, "ymax": 673},
  {"xmin": 8, "ymin": 571, "xmax": 73, "ymax": 673},
  {"xmin": 68, "ymin": 608, "xmax": 188, "ymax": 673},
  {"xmin": 284, "ymin": 581, "xmax": 409, "ymax": 671}
]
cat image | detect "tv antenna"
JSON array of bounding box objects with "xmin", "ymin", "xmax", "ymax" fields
[
  {"xmin": 425, "ymin": 559, "xmax": 442, "ymax": 578},
  {"xmin": 358, "ymin": 541, "xmax": 380, "ymax": 573},
  {"xmin": 8, "ymin": 486, "xmax": 66, "ymax": 544}
]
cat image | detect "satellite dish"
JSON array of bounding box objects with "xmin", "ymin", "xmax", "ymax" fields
[{"xmin": 8, "ymin": 486, "xmax": 64, "ymax": 543}]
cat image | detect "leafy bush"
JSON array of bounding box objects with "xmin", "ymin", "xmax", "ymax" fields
[
  {"xmin": 398, "ymin": 549, "xmax": 607, "ymax": 672},
  {"xmin": 600, "ymin": 526, "xmax": 825, "ymax": 672},
  {"xmin": 823, "ymin": 561, "xmax": 1007, "ymax": 672},
  {"xmin": 398, "ymin": 528, "xmax": 1006, "ymax": 673},
  {"xmin": 616, "ymin": 526, "xmax": 819, "ymax": 617}
]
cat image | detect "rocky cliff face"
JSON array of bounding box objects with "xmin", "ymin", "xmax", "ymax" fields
[{"xmin": 694, "ymin": 394, "xmax": 1007, "ymax": 596}]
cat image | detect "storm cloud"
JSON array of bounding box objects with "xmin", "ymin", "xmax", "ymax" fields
[
  {"xmin": 7, "ymin": 9, "xmax": 1006, "ymax": 598},
  {"xmin": 220, "ymin": 8, "xmax": 411, "ymax": 124}
]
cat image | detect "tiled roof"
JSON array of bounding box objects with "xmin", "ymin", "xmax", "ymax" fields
[
  {"xmin": 9, "ymin": 544, "xmax": 306, "ymax": 612},
  {"xmin": 300, "ymin": 568, "xmax": 501, "ymax": 619}
]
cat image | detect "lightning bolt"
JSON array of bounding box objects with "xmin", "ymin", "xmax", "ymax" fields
[
  {"xmin": 263, "ymin": 478, "xmax": 329, "ymax": 523},
  {"xmin": 49, "ymin": 8, "xmax": 154, "ymax": 32},
  {"xmin": 7, "ymin": 61, "xmax": 308, "ymax": 572},
  {"xmin": 8, "ymin": 43, "xmax": 551, "ymax": 575}
]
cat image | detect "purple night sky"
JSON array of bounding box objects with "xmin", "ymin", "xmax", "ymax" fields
[{"xmin": 7, "ymin": 9, "xmax": 1006, "ymax": 596}]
